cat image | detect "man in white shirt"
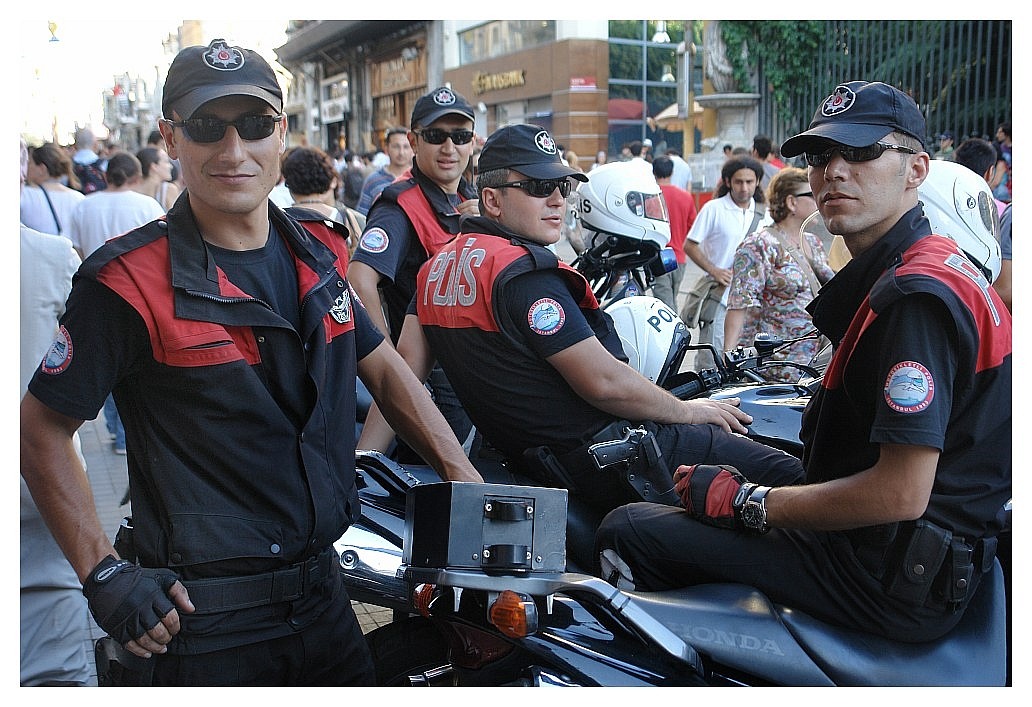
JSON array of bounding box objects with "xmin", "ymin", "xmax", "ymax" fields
[
  {"xmin": 68, "ymin": 152, "xmax": 164, "ymax": 260},
  {"xmin": 684, "ymin": 156, "xmax": 767, "ymax": 365}
]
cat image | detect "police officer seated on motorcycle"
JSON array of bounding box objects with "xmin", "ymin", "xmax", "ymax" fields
[
  {"xmin": 596, "ymin": 80, "xmax": 1011, "ymax": 644},
  {"xmin": 357, "ymin": 123, "xmax": 804, "ymax": 514}
]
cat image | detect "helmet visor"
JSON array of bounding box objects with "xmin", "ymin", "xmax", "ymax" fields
[{"xmin": 625, "ymin": 190, "xmax": 669, "ymax": 224}]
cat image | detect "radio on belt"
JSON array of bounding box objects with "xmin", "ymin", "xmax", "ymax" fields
[{"xmin": 403, "ymin": 482, "xmax": 567, "ymax": 573}]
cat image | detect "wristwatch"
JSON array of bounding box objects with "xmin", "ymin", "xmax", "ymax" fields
[{"xmin": 738, "ymin": 485, "xmax": 772, "ymax": 534}]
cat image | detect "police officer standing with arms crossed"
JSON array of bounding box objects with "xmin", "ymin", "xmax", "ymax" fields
[
  {"xmin": 349, "ymin": 87, "xmax": 480, "ymax": 449},
  {"xmin": 596, "ymin": 81, "xmax": 1011, "ymax": 643},
  {"xmin": 20, "ymin": 38, "xmax": 480, "ymax": 686}
]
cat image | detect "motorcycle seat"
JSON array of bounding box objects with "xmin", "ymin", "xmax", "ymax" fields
[{"xmin": 624, "ymin": 559, "xmax": 1006, "ymax": 686}]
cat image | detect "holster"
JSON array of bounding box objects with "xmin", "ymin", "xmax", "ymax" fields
[
  {"xmin": 884, "ymin": 519, "xmax": 951, "ymax": 607},
  {"xmin": 520, "ymin": 421, "xmax": 679, "ymax": 507},
  {"xmin": 113, "ymin": 516, "xmax": 136, "ymax": 564},
  {"xmin": 95, "ymin": 636, "xmax": 153, "ymax": 687},
  {"xmin": 880, "ymin": 519, "xmax": 992, "ymax": 611},
  {"xmin": 586, "ymin": 423, "xmax": 680, "ymax": 506}
]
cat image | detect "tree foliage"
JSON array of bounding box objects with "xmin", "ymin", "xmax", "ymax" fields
[{"xmin": 719, "ymin": 21, "xmax": 823, "ymax": 125}]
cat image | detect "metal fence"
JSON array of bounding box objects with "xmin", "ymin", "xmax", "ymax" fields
[{"xmin": 758, "ymin": 20, "xmax": 1011, "ymax": 152}]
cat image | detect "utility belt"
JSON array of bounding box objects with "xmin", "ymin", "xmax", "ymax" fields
[
  {"xmin": 520, "ymin": 420, "xmax": 681, "ymax": 507},
  {"xmin": 113, "ymin": 516, "xmax": 337, "ymax": 614},
  {"xmin": 846, "ymin": 519, "xmax": 997, "ymax": 611}
]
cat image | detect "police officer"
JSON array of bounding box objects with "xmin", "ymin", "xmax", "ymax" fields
[
  {"xmin": 596, "ymin": 81, "xmax": 1011, "ymax": 643},
  {"xmin": 359, "ymin": 124, "xmax": 803, "ymax": 522},
  {"xmin": 349, "ymin": 86, "xmax": 479, "ymax": 449},
  {"xmin": 20, "ymin": 38, "xmax": 480, "ymax": 687}
]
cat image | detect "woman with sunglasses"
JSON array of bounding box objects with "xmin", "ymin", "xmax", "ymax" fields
[{"xmin": 723, "ymin": 167, "xmax": 834, "ymax": 379}]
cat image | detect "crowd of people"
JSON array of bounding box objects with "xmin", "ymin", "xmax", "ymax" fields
[{"xmin": 19, "ymin": 35, "xmax": 1010, "ymax": 687}]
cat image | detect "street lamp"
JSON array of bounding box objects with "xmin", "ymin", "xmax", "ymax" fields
[{"xmin": 652, "ymin": 20, "xmax": 670, "ymax": 44}]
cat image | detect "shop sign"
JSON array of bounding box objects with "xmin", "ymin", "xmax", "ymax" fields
[{"xmin": 472, "ymin": 70, "xmax": 526, "ymax": 95}]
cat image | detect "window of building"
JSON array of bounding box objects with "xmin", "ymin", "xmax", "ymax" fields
[
  {"xmin": 607, "ymin": 20, "xmax": 686, "ymax": 158},
  {"xmin": 459, "ymin": 21, "xmax": 556, "ymax": 64}
]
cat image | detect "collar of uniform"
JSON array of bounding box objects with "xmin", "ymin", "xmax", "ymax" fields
[
  {"xmin": 410, "ymin": 161, "xmax": 477, "ymax": 216},
  {"xmin": 460, "ymin": 214, "xmax": 540, "ymax": 247},
  {"xmin": 807, "ymin": 204, "xmax": 930, "ymax": 342},
  {"xmin": 166, "ymin": 197, "xmax": 338, "ymax": 298}
]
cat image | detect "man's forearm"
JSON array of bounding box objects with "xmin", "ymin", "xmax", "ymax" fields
[{"xmin": 21, "ymin": 394, "xmax": 115, "ymax": 581}]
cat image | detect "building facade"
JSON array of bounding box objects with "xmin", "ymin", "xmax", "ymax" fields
[{"xmin": 274, "ymin": 20, "xmax": 693, "ymax": 167}]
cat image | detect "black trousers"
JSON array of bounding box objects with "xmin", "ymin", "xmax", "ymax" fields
[
  {"xmin": 149, "ymin": 575, "xmax": 375, "ymax": 686},
  {"xmin": 595, "ymin": 503, "xmax": 966, "ymax": 643}
]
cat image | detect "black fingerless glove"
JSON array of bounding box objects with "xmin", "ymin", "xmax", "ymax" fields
[{"xmin": 82, "ymin": 555, "xmax": 180, "ymax": 645}]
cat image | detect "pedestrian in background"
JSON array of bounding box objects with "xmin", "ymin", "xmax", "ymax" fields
[
  {"xmin": 723, "ymin": 167, "xmax": 833, "ymax": 378},
  {"xmin": 134, "ymin": 146, "xmax": 182, "ymax": 211},
  {"xmin": 651, "ymin": 155, "xmax": 697, "ymax": 311},
  {"xmin": 19, "ymin": 138, "xmax": 92, "ymax": 687},
  {"xmin": 20, "ymin": 142, "xmax": 84, "ymax": 239}
]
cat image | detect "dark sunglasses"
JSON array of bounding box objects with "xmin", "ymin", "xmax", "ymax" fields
[
  {"xmin": 415, "ymin": 128, "xmax": 475, "ymax": 145},
  {"xmin": 804, "ymin": 141, "xmax": 918, "ymax": 167},
  {"xmin": 495, "ymin": 178, "xmax": 572, "ymax": 199},
  {"xmin": 793, "ymin": 191, "xmax": 814, "ymax": 198},
  {"xmin": 164, "ymin": 114, "xmax": 283, "ymax": 143}
]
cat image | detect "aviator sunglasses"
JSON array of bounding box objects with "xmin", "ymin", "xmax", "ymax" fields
[
  {"xmin": 164, "ymin": 114, "xmax": 283, "ymax": 143},
  {"xmin": 414, "ymin": 128, "xmax": 476, "ymax": 145},
  {"xmin": 805, "ymin": 141, "xmax": 918, "ymax": 168},
  {"xmin": 495, "ymin": 178, "xmax": 572, "ymax": 199}
]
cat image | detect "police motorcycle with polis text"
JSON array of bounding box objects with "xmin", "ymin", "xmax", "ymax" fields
[{"xmin": 342, "ymin": 158, "xmax": 1009, "ymax": 685}]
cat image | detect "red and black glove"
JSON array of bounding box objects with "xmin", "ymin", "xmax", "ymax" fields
[{"xmin": 673, "ymin": 464, "xmax": 749, "ymax": 529}]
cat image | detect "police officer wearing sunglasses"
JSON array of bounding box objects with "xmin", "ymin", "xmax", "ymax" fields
[
  {"xmin": 21, "ymin": 39, "xmax": 481, "ymax": 686},
  {"xmin": 350, "ymin": 86, "xmax": 480, "ymax": 453},
  {"xmin": 358, "ymin": 125, "xmax": 803, "ymax": 568},
  {"xmin": 597, "ymin": 81, "xmax": 1011, "ymax": 647}
]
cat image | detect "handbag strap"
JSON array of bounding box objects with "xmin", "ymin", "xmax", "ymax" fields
[{"xmin": 39, "ymin": 186, "xmax": 61, "ymax": 233}]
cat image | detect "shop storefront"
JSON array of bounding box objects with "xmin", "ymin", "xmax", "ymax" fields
[{"xmin": 444, "ymin": 37, "xmax": 609, "ymax": 164}]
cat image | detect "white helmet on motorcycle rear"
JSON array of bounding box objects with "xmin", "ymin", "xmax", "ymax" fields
[
  {"xmin": 578, "ymin": 161, "xmax": 671, "ymax": 249},
  {"xmin": 919, "ymin": 159, "xmax": 1002, "ymax": 283},
  {"xmin": 604, "ymin": 296, "xmax": 688, "ymax": 384}
]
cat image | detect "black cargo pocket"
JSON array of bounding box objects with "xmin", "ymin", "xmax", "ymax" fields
[{"xmin": 166, "ymin": 513, "xmax": 284, "ymax": 567}]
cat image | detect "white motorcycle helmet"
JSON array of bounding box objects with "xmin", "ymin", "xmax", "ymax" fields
[
  {"xmin": 604, "ymin": 296, "xmax": 689, "ymax": 385},
  {"xmin": 919, "ymin": 159, "xmax": 1001, "ymax": 282},
  {"xmin": 578, "ymin": 161, "xmax": 671, "ymax": 248}
]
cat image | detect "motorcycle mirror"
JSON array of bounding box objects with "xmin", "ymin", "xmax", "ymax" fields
[{"xmin": 800, "ymin": 209, "xmax": 852, "ymax": 271}]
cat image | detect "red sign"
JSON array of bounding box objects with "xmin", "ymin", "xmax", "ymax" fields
[{"xmin": 570, "ymin": 76, "xmax": 597, "ymax": 91}]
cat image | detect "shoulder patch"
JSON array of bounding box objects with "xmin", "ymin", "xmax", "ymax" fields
[
  {"xmin": 41, "ymin": 326, "xmax": 73, "ymax": 375},
  {"xmin": 360, "ymin": 228, "xmax": 390, "ymax": 254},
  {"xmin": 528, "ymin": 298, "xmax": 565, "ymax": 335},
  {"xmin": 884, "ymin": 361, "xmax": 934, "ymax": 413}
]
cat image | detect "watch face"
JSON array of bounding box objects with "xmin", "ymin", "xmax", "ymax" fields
[{"xmin": 741, "ymin": 502, "xmax": 765, "ymax": 529}]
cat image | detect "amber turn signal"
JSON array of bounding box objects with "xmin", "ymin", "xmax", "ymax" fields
[{"xmin": 488, "ymin": 590, "xmax": 539, "ymax": 638}]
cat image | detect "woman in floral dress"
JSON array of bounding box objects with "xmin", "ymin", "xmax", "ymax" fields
[{"xmin": 724, "ymin": 168, "xmax": 835, "ymax": 380}]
